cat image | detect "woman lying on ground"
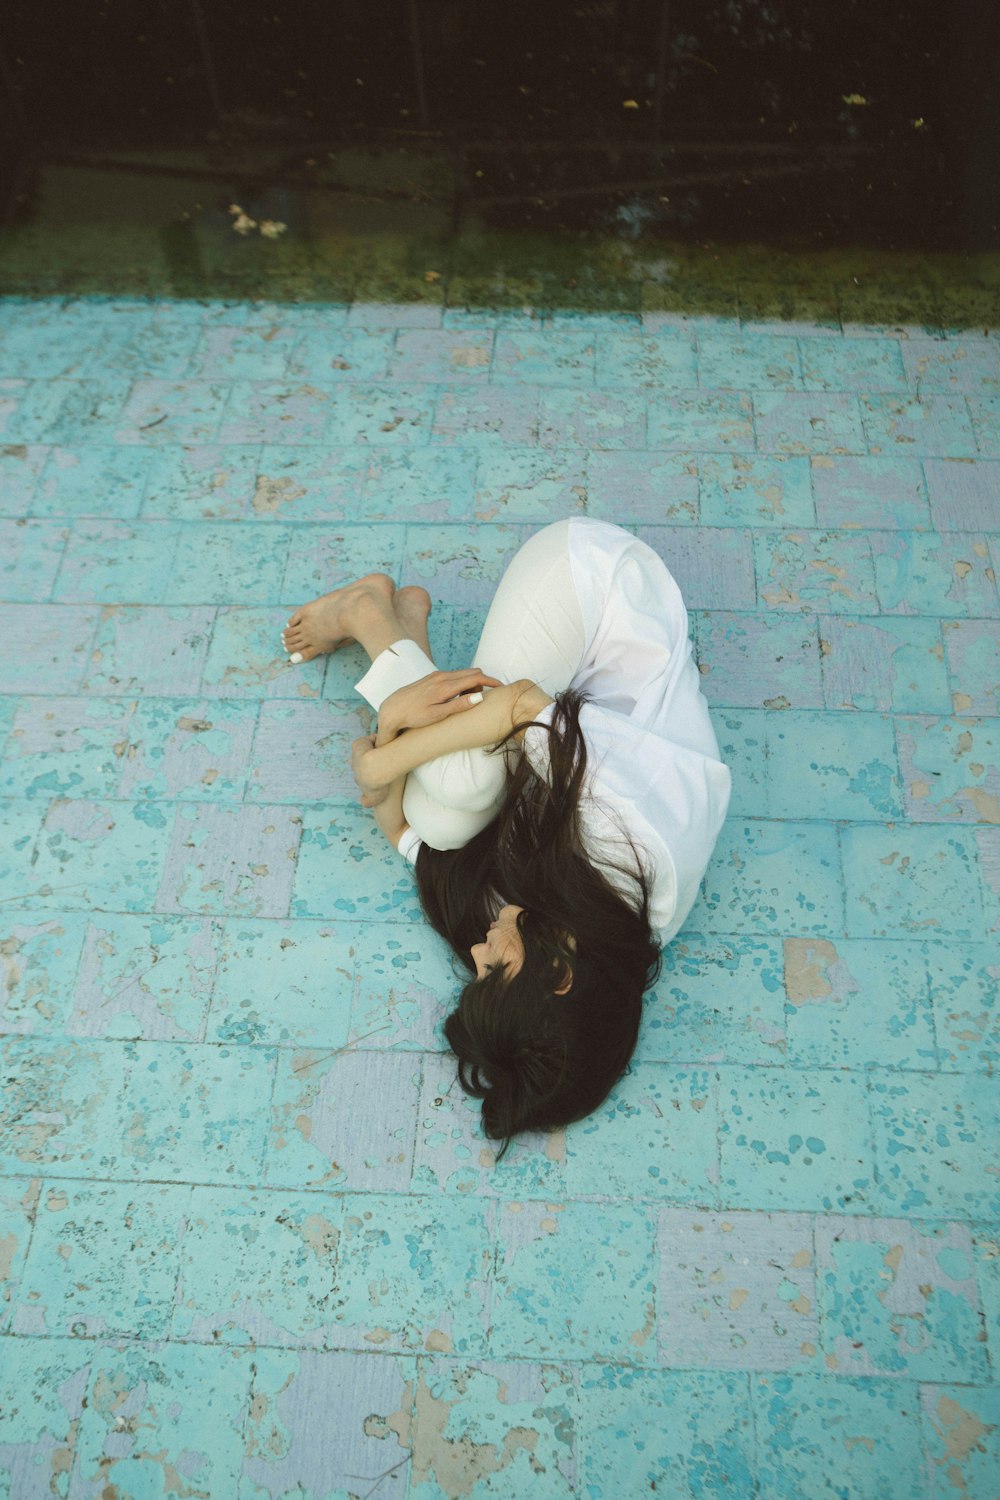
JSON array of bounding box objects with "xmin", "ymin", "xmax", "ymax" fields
[{"xmin": 282, "ymin": 519, "xmax": 731, "ymax": 1160}]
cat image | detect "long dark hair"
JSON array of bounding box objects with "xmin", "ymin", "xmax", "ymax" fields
[{"xmin": 415, "ymin": 689, "xmax": 662, "ymax": 1161}]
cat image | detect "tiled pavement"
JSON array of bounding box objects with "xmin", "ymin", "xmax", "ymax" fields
[{"xmin": 0, "ymin": 294, "xmax": 998, "ymax": 1499}]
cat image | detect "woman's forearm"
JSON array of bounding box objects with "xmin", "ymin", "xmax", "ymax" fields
[
  {"xmin": 364, "ymin": 680, "xmax": 553, "ymax": 788},
  {"xmin": 371, "ymin": 774, "xmax": 409, "ymax": 849}
]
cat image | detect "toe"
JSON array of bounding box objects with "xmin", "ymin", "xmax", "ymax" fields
[{"xmin": 290, "ymin": 645, "xmax": 321, "ymax": 664}]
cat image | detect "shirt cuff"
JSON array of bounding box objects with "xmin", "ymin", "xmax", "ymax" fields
[
  {"xmin": 397, "ymin": 824, "xmax": 423, "ymax": 866},
  {"xmin": 355, "ymin": 638, "xmax": 437, "ymax": 712}
]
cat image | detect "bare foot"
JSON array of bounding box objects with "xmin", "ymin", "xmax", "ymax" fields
[
  {"xmin": 282, "ymin": 572, "xmax": 395, "ymax": 663},
  {"xmin": 393, "ymin": 585, "xmax": 433, "ymax": 655}
]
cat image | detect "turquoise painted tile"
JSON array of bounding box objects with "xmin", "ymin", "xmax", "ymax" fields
[
  {"xmin": 170, "ymin": 522, "xmax": 292, "ymax": 604},
  {"xmin": 646, "ymin": 391, "xmax": 755, "ymax": 452},
  {"xmin": 118, "ymin": 1040, "xmax": 275, "ymax": 1184},
  {"xmin": 895, "ymin": 715, "xmax": 1000, "ymax": 822},
  {"xmin": 118, "ymin": 698, "xmax": 255, "ymax": 802},
  {"xmin": 389, "ymin": 329, "xmax": 493, "ymax": 383},
  {"xmin": 70, "ymin": 913, "xmax": 219, "ymax": 1042},
  {"xmin": 695, "ymin": 611, "xmax": 823, "ymax": 708},
  {"xmin": 0, "ymin": 377, "xmax": 74, "ymax": 443},
  {"xmin": 0, "ymin": 1036, "xmax": 127, "ymax": 1177},
  {"xmin": 754, "ymin": 530, "xmax": 878, "ymax": 613},
  {"xmin": 841, "ymin": 824, "xmax": 986, "ymax": 940},
  {"xmin": 411, "ymin": 1048, "xmax": 569, "ymax": 1198},
  {"xmin": 860, "ymin": 394, "xmax": 978, "ymax": 458},
  {"xmin": 84, "ymin": 316, "xmax": 201, "ymax": 381},
  {"xmin": 638, "ymin": 525, "xmax": 755, "ymax": 609},
  {"xmin": 490, "ymin": 1200, "xmax": 657, "ymax": 1361},
  {"xmin": 473, "ymin": 446, "xmax": 587, "ymax": 523},
  {"xmin": 718, "ymin": 1066, "xmax": 873, "ymax": 1213},
  {"xmin": 976, "ymin": 827, "xmax": 1000, "ymax": 935},
  {"xmin": 0, "ymin": 913, "xmax": 87, "ymax": 1034},
  {"xmin": 0, "ymin": 1179, "xmax": 38, "ymax": 1332},
  {"xmin": 172, "ymin": 1186, "xmax": 341, "ymax": 1346},
  {"xmin": 698, "ymin": 453, "xmax": 814, "ymax": 526},
  {"xmin": 38, "ymin": 376, "xmax": 135, "ymax": 444},
  {"xmin": 363, "ymin": 446, "xmax": 479, "ymax": 521},
  {"xmin": 657, "ymin": 1209, "xmax": 818, "ymax": 1371},
  {"xmin": 431, "ymin": 386, "xmax": 541, "ymax": 445},
  {"xmin": 26, "ymin": 797, "xmax": 170, "ymax": 913},
  {"xmin": 32, "ymin": 445, "xmax": 150, "ymax": 518},
  {"xmin": 870, "ymin": 1071, "xmax": 999, "ymax": 1219},
  {"xmin": 754, "ymin": 392, "xmax": 866, "ymax": 455},
  {"xmin": 402, "ymin": 522, "xmax": 524, "ymax": 608},
  {"xmin": 187, "ymin": 323, "xmax": 297, "ymax": 380},
  {"xmin": 798, "ymin": 336, "xmax": 908, "ymax": 392},
  {"xmin": 324, "ymin": 384, "xmax": 437, "ymax": 447},
  {"xmin": 0, "ymin": 1334, "xmax": 91, "ymax": 1495},
  {"xmin": 538, "ymin": 388, "xmax": 646, "ymax": 449},
  {"xmin": 82, "ymin": 604, "xmax": 214, "ymax": 696},
  {"xmin": 0, "ymin": 800, "xmax": 47, "ymax": 907},
  {"xmin": 922, "ymin": 1384, "xmax": 1000, "ymax": 1500},
  {"xmin": 972, "ymin": 1225, "xmax": 999, "ymax": 1358},
  {"xmin": 968, "ymin": 394, "xmax": 1000, "ymax": 456},
  {"xmin": 200, "ymin": 607, "xmax": 324, "ymax": 699},
  {"xmin": 265, "ymin": 1046, "xmax": 420, "ymax": 1191},
  {"xmin": 579, "ymin": 1366, "xmax": 755, "ymax": 1499},
  {"xmin": 287, "ymin": 326, "xmax": 394, "ymax": 382},
  {"xmin": 0, "ymin": 311, "xmax": 97, "ymax": 378},
  {"xmin": 292, "ymin": 805, "xmax": 423, "ymax": 922},
  {"xmin": 493, "ymin": 329, "xmax": 596, "ymax": 386},
  {"xmin": 924, "ymin": 456, "xmax": 1000, "ymax": 531},
  {"xmin": 141, "ymin": 443, "xmax": 261, "ymax": 520},
  {"xmin": 348, "ymin": 921, "xmax": 454, "ymax": 1052},
  {"xmin": 280, "ymin": 522, "xmax": 404, "ymax": 604},
  {"xmin": 820, "ymin": 616, "xmax": 951, "ymax": 713},
  {"xmin": 12, "ymin": 1179, "xmax": 188, "ymax": 1339},
  {"xmin": 766, "ymin": 710, "xmax": 903, "ymax": 820},
  {"xmin": 0, "ymin": 441, "xmax": 47, "ymax": 515},
  {"xmin": 697, "ymin": 333, "xmax": 801, "ymax": 390},
  {"xmin": 250, "ymin": 443, "xmax": 369, "ymax": 522},
  {"xmin": 925, "ymin": 941, "xmax": 999, "ymax": 1074},
  {"xmin": 698, "ymin": 820, "xmax": 843, "ymax": 936},
  {"xmin": 810, "ymin": 454, "xmax": 931, "ymax": 529},
  {"xmin": 329, "ymin": 1192, "xmax": 494, "ymax": 1354},
  {"xmin": 901, "ymin": 339, "xmax": 1000, "ymax": 394},
  {"xmin": 563, "ymin": 1064, "xmax": 718, "ymax": 1202},
  {"xmin": 408, "ymin": 1360, "xmax": 578, "ymax": 1500},
  {"xmin": 585, "ymin": 449, "xmax": 698, "ymax": 523},
  {"xmin": 210, "ymin": 918, "xmax": 352, "ymax": 1048},
  {"xmin": 710, "ymin": 709, "xmax": 770, "ymax": 817},
  {"xmin": 596, "ymin": 330, "xmax": 696, "ymax": 389},
  {"xmin": 815, "ymin": 1216, "xmax": 986, "ymax": 1381},
  {"xmin": 52, "ymin": 519, "xmax": 179, "ymax": 603},
  {"xmin": 347, "ymin": 301, "xmax": 442, "ymax": 329},
  {"xmin": 0, "ymin": 696, "xmax": 133, "ymax": 800},
  {"xmin": 782, "ymin": 937, "xmax": 936, "ymax": 1070},
  {"xmin": 72, "ymin": 1342, "xmax": 254, "ymax": 1500},
  {"xmin": 0, "ymin": 519, "xmax": 66, "ymax": 601},
  {"xmin": 640, "ymin": 933, "xmax": 785, "ymax": 1065},
  {"xmin": 217, "ymin": 381, "xmax": 336, "ymax": 444},
  {"xmin": 240, "ymin": 1348, "xmax": 414, "ymax": 1500},
  {"xmin": 241, "ymin": 690, "xmax": 353, "ymax": 799},
  {"xmin": 115, "ymin": 378, "xmax": 230, "ymax": 444},
  {"xmin": 0, "ymin": 603, "xmax": 99, "ymax": 693},
  {"xmin": 156, "ymin": 802, "xmax": 301, "ymax": 917},
  {"xmin": 753, "ymin": 1372, "xmax": 925, "ymax": 1499},
  {"xmin": 871, "ymin": 531, "xmax": 999, "ymax": 616},
  {"xmin": 944, "ymin": 620, "xmax": 1000, "ymax": 715},
  {"xmin": 439, "ymin": 604, "xmax": 489, "ymax": 675}
]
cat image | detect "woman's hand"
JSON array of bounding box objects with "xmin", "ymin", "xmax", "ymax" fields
[
  {"xmin": 351, "ymin": 734, "xmax": 389, "ymax": 805},
  {"xmin": 376, "ymin": 668, "xmax": 502, "ymax": 746}
]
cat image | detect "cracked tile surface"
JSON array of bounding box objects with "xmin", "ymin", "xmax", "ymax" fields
[{"xmin": 0, "ymin": 295, "xmax": 997, "ymax": 1498}]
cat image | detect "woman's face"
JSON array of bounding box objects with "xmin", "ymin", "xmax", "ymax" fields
[{"xmin": 470, "ymin": 904, "xmax": 525, "ymax": 979}]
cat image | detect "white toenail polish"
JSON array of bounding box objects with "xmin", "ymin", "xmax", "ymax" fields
[{"xmin": 289, "ymin": 652, "xmax": 303, "ymax": 664}]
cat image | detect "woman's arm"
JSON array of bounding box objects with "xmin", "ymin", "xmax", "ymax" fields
[
  {"xmin": 358, "ymin": 680, "xmax": 553, "ymax": 791},
  {"xmin": 371, "ymin": 773, "xmax": 409, "ymax": 850}
]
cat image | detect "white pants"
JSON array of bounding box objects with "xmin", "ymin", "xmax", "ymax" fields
[{"xmin": 355, "ymin": 518, "xmax": 705, "ymax": 851}]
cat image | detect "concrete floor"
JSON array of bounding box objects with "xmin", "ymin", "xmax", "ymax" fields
[{"xmin": 0, "ymin": 293, "xmax": 997, "ymax": 1498}]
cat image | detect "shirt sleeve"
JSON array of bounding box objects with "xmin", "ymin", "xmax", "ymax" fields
[{"xmin": 396, "ymin": 824, "xmax": 424, "ymax": 866}]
